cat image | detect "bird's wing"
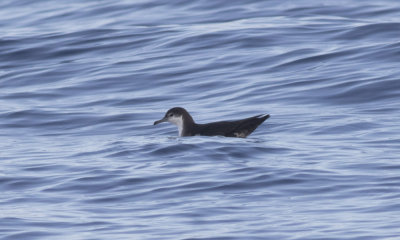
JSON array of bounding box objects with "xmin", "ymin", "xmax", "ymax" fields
[
  {"xmin": 224, "ymin": 114, "xmax": 270, "ymax": 138},
  {"xmin": 196, "ymin": 114, "xmax": 270, "ymax": 138},
  {"xmin": 195, "ymin": 121, "xmax": 239, "ymax": 136}
]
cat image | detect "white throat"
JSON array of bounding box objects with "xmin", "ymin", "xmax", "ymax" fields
[{"xmin": 168, "ymin": 116, "xmax": 184, "ymax": 136}]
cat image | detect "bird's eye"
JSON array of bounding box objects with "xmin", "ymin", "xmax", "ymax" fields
[{"xmin": 169, "ymin": 113, "xmax": 173, "ymax": 117}]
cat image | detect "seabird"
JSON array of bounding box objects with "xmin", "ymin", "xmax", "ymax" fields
[{"xmin": 153, "ymin": 107, "xmax": 270, "ymax": 138}]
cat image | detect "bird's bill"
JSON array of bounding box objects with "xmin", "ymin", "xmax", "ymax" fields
[{"xmin": 153, "ymin": 117, "xmax": 168, "ymax": 125}]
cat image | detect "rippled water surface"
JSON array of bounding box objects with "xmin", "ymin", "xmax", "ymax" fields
[{"xmin": 1, "ymin": 0, "xmax": 400, "ymax": 239}]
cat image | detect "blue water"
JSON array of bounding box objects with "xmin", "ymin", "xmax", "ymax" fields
[{"xmin": 1, "ymin": 0, "xmax": 400, "ymax": 239}]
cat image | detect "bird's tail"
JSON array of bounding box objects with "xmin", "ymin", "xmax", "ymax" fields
[{"xmin": 256, "ymin": 114, "xmax": 270, "ymax": 121}]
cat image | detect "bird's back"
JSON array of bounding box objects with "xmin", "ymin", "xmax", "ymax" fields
[{"xmin": 193, "ymin": 114, "xmax": 270, "ymax": 138}]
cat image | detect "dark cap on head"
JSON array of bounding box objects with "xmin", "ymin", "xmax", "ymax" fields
[
  {"xmin": 165, "ymin": 107, "xmax": 188, "ymax": 117},
  {"xmin": 153, "ymin": 107, "xmax": 194, "ymax": 126}
]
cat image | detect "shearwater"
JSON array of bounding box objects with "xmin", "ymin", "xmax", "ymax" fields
[{"xmin": 154, "ymin": 107, "xmax": 270, "ymax": 138}]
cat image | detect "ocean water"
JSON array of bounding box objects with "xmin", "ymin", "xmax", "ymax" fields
[{"xmin": 1, "ymin": 0, "xmax": 400, "ymax": 239}]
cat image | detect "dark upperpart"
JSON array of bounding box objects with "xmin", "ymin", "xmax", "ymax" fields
[{"xmin": 154, "ymin": 107, "xmax": 270, "ymax": 138}]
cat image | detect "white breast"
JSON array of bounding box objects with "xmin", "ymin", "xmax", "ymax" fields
[{"xmin": 168, "ymin": 116, "xmax": 184, "ymax": 136}]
